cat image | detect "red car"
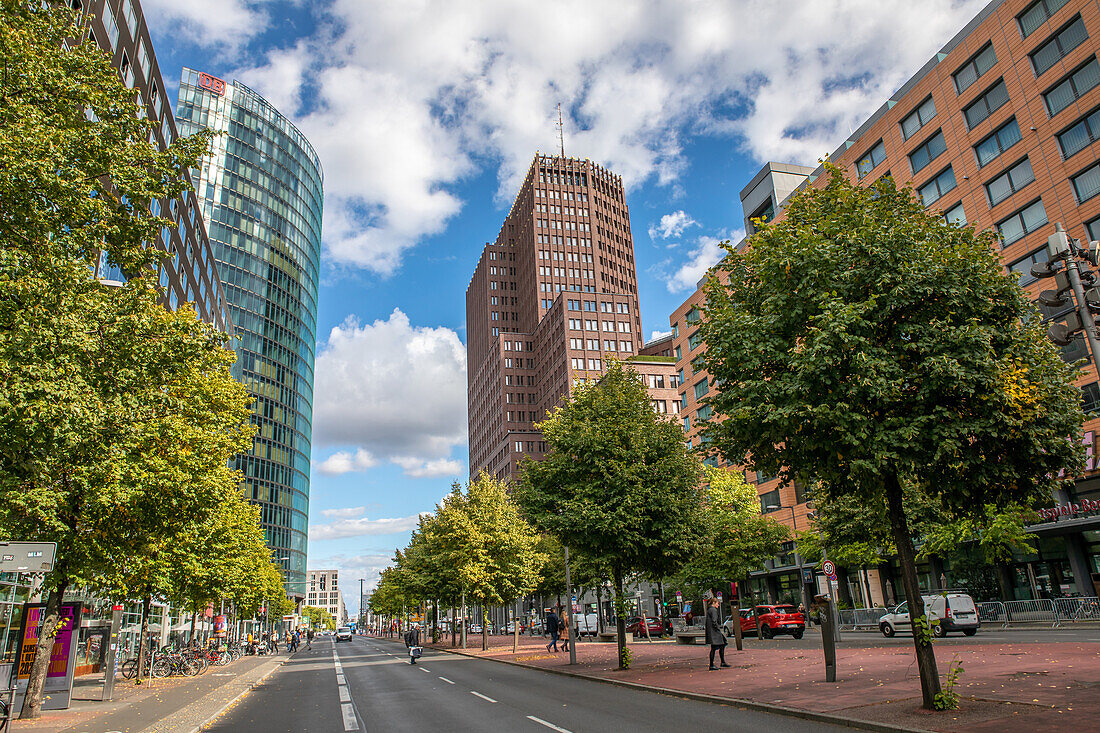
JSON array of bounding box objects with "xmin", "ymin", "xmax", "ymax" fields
[
  {"xmin": 624, "ymin": 616, "xmax": 664, "ymax": 637},
  {"xmin": 726, "ymin": 605, "xmax": 805, "ymax": 639}
]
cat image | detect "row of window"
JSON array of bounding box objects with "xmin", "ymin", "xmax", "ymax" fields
[
  {"xmin": 565, "ymin": 299, "xmax": 630, "ymax": 313},
  {"xmin": 566, "ymin": 318, "xmax": 633, "ymax": 332}
]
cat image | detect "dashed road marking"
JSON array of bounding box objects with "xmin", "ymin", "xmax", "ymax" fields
[
  {"xmin": 470, "ymin": 691, "xmax": 497, "ymax": 703},
  {"xmin": 420, "ymin": 667, "xmax": 431, "ymax": 672},
  {"xmin": 527, "ymin": 716, "xmax": 572, "ymax": 732},
  {"xmin": 341, "ymin": 703, "xmax": 358, "ymax": 731},
  {"xmin": 339, "ymin": 685, "xmax": 350, "ymax": 702},
  {"xmin": 337, "ymin": 673, "xmax": 346, "ymax": 685},
  {"xmin": 439, "ymin": 676, "xmax": 454, "ymax": 684}
]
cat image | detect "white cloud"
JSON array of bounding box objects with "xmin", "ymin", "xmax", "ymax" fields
[
  {"xmin": 232, "ymin": 0, "xmax": 987, "ymax": 275},
  {"xmin": 649, "ymin": 329, "xmax": 672, "ymax": 342},
  {"xmin": 320, "ymin": 506, "xmax": 368, "ymax": 519},
  {"xmin": 650, "ymin": 211, "xmax": 697, "ymax": 240},
  {"xmin": 309, "ymin": 512, "xmax": 428, "ymax": 541},
  {"xmin": 316, "ymin": 449, "xmax": 378, "ymax": 476},
  {"xmin": 138, "ymin": 0, "xmax": 265, "ymax": 47},
  {"xmin": 666, "ymin": 234, "xmax": 739, "ymax": 294},
  {"xmin": 392, "ymin": 457, "xmax": 464, "ymax": 479},
  {"xmin": 313, "ymin": 553, "xmax": 393, "ymax": 604},
  {"xmin": 313, "ymin": 309, "xmax": 467, "ymax": 465}
]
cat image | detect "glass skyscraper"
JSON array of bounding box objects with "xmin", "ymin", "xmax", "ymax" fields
[{"xmin": 176, "ymin": 68, "xmax": 322, "ymax": 600}]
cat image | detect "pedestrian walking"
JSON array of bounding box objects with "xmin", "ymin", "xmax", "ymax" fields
[
  {"xmin": 559, "ymin": 606, "xmax": 571, "ymax": 653},
  {"xmin": 307, "ymin": 629, "xmax": 314, "ymax": 650},
  {"xmin": 404, "ymin": 624, "xmax": 421, "ymax": 664},
  {"xmin": 544, "ymin": 608, "xmax": 561, "ymax": 652},
  {"xmin": 705, "ymin": 597, "xmax": 730, "ymax": 670}
]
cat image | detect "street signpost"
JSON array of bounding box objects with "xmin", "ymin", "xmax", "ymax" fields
[
  {"xmin": 822, "ymin": 560, "xmax": 836, "ymax": 577},
  {"xmin": 0, "ymin": 542, "xmax": 56, "ymax": 573}
]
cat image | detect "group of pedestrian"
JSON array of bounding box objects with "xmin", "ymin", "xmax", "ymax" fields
[{"xmin": 543, "ymin": 606, "xmax": 571, "ymax": 653}]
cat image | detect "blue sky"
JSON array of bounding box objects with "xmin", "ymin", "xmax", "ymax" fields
[{"xmin": 141, "ymin": 0, "xmax": 988, "ymax": 614}]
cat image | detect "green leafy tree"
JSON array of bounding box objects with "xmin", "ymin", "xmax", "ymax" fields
[
  {"xmin": 675, "ymin": 465, "xmax": 789, "ymax": 595},
  {"xmin": 434, "ymin": 473, "xmax": 546, "ymax": 650},
  {"xmin": 518, "ymin": 360, "xmax": 706, "ymax": 668},
  {"xmin": 302, "ymin": 605, "xmax": 337, "ymax": 631},
  {"xmin": 698, "ymin": 168, "xmax": 1083, "ymax": 708},
  {"xmin": 0, "ymin": 3, "xmax": 243, "ymax": 716}
]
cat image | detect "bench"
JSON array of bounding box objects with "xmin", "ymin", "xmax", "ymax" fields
[
  {"xmin": 674, "ymin": 630, "xmax": 707, "ymax": 645},
  {"xmin": 596, "ymin": 631, "xmax": 632, "ymax": 643}
]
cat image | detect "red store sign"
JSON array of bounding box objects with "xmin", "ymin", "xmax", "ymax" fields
[{"xmin": 199, "ymin": 72, "xmax": 226, "ymax": 96}]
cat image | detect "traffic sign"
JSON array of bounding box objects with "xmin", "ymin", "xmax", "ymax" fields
[
  {"xmin": 0, "ymin": 542, "xmax": 56, "ymax": 573},
  {"xmin": 828, "ymin": 573, "xmax": 838, "ymax": 582},
  {"xmin": 822, "ymin": 560, "xmax": 836, "ymax": 576},
  {"xmin": 675, "ymin": 591, "xmax": 682, "ymax": 603}
]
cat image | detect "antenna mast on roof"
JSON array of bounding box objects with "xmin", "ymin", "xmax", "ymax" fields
[{"xmin": 557, "ymin": 103, "xmax": 566, "ymax": 159}]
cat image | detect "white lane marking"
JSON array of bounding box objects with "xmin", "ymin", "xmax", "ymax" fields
[
  {"xmin": 339, "ymin": 686, "xmax": 350, "ymax": 702},
  {"xmin": 341, "ymin": 703, "xmax": 359, "ymax": 731},
  {"xmin": 527, "ymin": 716, "xmax": 573, "ymax": 733},
  {"xmin": 337, "ymin": 674, "xmax": 346, "ymax": 685},
  {"xmin": 419, "ymin": 667, "xmax": 430, "ymax": 672},
  {"xmin": 470, "ymin": 691, "xmax": 498, "ymax": 703},
  {"xmin": 438, "ymin": 676, "xmax": 454, "ymax": 684}
]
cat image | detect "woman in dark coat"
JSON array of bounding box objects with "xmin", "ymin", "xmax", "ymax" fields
[{"xmin": 705, "ymin": 598, "xmax": 730, "ymax": 670}]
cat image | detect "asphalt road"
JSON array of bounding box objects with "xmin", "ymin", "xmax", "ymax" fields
[{"xmin": 207, "ymin": 636, "xmax": 848, "ymax": 733}]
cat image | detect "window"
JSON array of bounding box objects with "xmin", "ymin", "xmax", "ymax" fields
[
  {"xmin": 997, "ymin": 199, "xmax": 1048, "ymax": 246},
  {"xmin": 1030, "ymin": 16, "xmax": 1087, "ymax": 76},
  {"xmin": 672, "ymin": 400, "xmax": 682, "ymax": 414},
  {"xmin": 688, "ymin": 330, "xmax": 703, "ymax": 350},
  {"xmin": 944, "ymin": 202, "xmax": 967, "ymax": 226},
  {"xmin": 901, "ymin": 96, "xmax": 937, "ymax": 140},
  {"xmin": 693, "ymin": 379, "xmax": 709, "ymax": 399},
  {"xmin": 1044, "ymin": 58, "xmax": 1100, "ymax": 117},
  {"xmin": 696, "ymin": 404, "xmax": 713, "ymax": 421},
  {"xmin": 954, "ymin": 43, "xmax": 997, "ymax": 94},
  {"xmin": 1058, "ymin": 107, "xmax": 1100, "ymax": 158},
  {"xmin": 975, "ymin": 118, "xmax": 1023, "ymax": 166},
  {"xmin": 1019, "ymin": 0, "xmax": 1071, "ymax": 38},
  {"xmin": 651, "ymin": 400, "xmax": 667, "ymax": 414},
  {"xmin": 587, "ymin": 358, "xmax": 602, "ymax": 370},
  {"xmin": 919, "ymin": 167, "xmax": 957, "ymax": 206},
  {"xmin": 1089, "ymin": 216, "xmax": 1100, "ymax": 242},
  {"xmin": 759, "ymin": 489, "xmax": 781, "ymax": 514},
  {"xmin": 986, "ymin": 158, "xmax": 1035, "ymax": 206},
  {"xmin": 675, "ymin": 368, "xmax": 684, "ymax": 386},
  {"xmin": 1072, "ymin": 162, "xmax": 1100, "ymax": 202},
  {"xmin": 1008, "ymin": 246, "xmax": 1050, "ymax": 286},
  {"xmin": 964, "ymin": 80, "xmax": 1009, "ymax": 128},
  {"xmin": 1082, "ymin": 382, "xmax": 1100, "ymax": 414},
  {"xmin": 909, "ymin": 130, "xmax": 947, "ymax": 174},
  {"xmin": 856, "ymin": 140, "xmax": 886, "ymax": 178},
  {"xmin": 649, "ymin": 374, "xmax": 665, "ymax": 389}
]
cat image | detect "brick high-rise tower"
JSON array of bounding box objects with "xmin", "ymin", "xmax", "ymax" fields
[{"xmin": 467, "ymin": 154, "xmax": 642, "ymax": 481}]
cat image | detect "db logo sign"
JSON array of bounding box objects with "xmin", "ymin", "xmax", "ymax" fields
[{"xmin": 198, "ymin": 72, "xmax": 226, "ymax": 96}]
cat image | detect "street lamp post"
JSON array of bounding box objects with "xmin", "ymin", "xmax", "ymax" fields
[{"xmin": 359, "ymin": 578, "xmax": 365, "ymax": 631}]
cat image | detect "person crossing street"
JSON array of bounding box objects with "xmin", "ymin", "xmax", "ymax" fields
[{"xmin": 404, "ymin": 624, "xmax": 421, "ymax": 664}]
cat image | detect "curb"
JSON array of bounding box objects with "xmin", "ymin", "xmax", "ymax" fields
[
  {"xmin": 187, "ymin": 657, "xmax": 288, "ymax": 733},
  {"xmin": 423, "ymin": 642, "xmax": 932, "ymax": 733}
]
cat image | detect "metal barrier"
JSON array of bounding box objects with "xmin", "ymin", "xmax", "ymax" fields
[
  {"xmin": 1005, "ymin": 599, "xmax": 1060, "ymax": 627},
  {"xmin": 1054, "ymin": 596, "xmax": 1100, "ymax": 622},
  {"xmin": 976, "ymin": 601, "xmax": 1008, "ymax": 629},
  {"xmin": 837, "ymin": 607, "xmax": 888, "ymax": 631}
]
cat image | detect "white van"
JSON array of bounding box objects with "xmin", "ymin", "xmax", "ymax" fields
[
  {"xmin": 879, "ymin": 593, "xmax": 979, "ymax": 637},
  {"xmin": 575, "ymin": 613, "xmax": 600, "ymax": 637}
]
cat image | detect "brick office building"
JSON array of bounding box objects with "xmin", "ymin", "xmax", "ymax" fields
[
  {"xmin": 466, "ymin": 155, "xmax": 644, "ymax": 481},
  {"xmin": 674, "ymin": 0, "xmax": 1100, "ymax": 603},
  {"xmin": 79, "ymin": 0, "xmax": 231, "ymax": 332}
]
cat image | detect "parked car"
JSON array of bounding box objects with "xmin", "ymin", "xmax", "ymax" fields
[
  {"xmin": 879, "ymin": 593, "xmax": 979, "ymax": 638},
  {"xmin": 576, "ymin": 613, "xmax": 600, "ymax": 637},
  {"xmin": 503, "ymin": 621, "xmax": 525, "ymax": 634},
  {"xmin": 624, "ymin": 616, "xmax": 664, "ymax": 637},
  {"xmin": 335, "ymin": 627, "xmax": 352, "ymax": 642},
  {"xmin": 723, "ymin": 605, "xmax": 805, "ymax": 639}
]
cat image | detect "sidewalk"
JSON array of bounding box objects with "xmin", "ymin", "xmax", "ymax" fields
[
  {"xmin": 8, "ymin": 652, "xmax": 288, "ymax": 733},
  {"xmin": 417, "ymin": 632, "xmax": 1100, "ymax": 732}
]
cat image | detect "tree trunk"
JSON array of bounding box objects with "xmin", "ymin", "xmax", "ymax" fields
[
  {"xmin": 461, "ymin": 591, "xmax": 467, "ymax": 649},
  {"xmin": 995, "ymin": 563, "xmax": 1015, "ymax": 602},
  {"xmin": 513, "ymin": 601, "xmax": 519, "ymax": 653},
  {"xmin": 137, "ymin": 593, "xmax": 153, "ymax": 683},
  {"xmin": 451, "ymin": 605, "xmax": 457, "ymax": 647},
  {"xmin": 432, "ymin": 601, "xmax": 438, "ymax": 645},
  {"xmin": 596, "ymin": 585, "xmax": 605, "ymax": 635},
  {"xmin": 884, "ymin": 472, "xmax": 941, "ymax": 709},
  {"xmin": 612, "ymin": 566, "xmax": 628, "ymax": 669},
  {"xmin": 19, "ymin": 576, "xmax": 69, "ymax": 719},
  {"xmin": 190, "ymin": 609, "xmax": 197, "ymax": 644},
  {"xmin": 481, "ymin": 605, "xmax": 488, "ymax": 651}
]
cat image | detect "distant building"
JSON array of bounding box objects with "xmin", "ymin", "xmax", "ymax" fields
[
  {"xmin": 466, "ymin": 154, "xmax": 643, "ymax": 482},
  {"xmin": 307, "ymin": 570, "xmax": 345, "ymax": 623},
  {"xmin": 176, "ymin": 68, "xmax": 323, "ymax": 602}
]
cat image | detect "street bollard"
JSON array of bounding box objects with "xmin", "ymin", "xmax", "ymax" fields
[{"xmin": 820, "ymin": 606, "xmax": 837, "ymax": 683}]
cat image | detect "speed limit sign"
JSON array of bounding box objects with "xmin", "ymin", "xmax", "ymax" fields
[{"xmin": 822, "ymin": 560, "xmax": 836, "ymax": 576}]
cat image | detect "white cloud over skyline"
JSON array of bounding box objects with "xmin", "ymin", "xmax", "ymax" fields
[
  {"xmin": 227, "ymin": 0, "xmax": 986, "ymax": 276},
  {"xmin": 650, "ymin": 211, "xmax": 698, "ymax": 240},
  {"xmin": 309, "ymin": 512, "xmax": 428, "ymax": 541},
  {"xmin": 312, "ymin": 309, "xmax": 468, "ymax": 468}
]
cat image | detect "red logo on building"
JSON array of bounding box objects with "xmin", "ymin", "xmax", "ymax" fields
[{"xmin": 198, "ymin": 72, "xmax": 226, "ymax": 96}]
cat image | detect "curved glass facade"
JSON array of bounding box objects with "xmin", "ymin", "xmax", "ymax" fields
[{"xmin": 176, "ymin": 68, "xmax": 322, "ymax": 599}]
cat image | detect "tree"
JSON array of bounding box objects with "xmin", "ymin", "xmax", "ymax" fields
[
  {"xmin": 517, "ymin": 360, "xmax": 706, "ymax": 668},
  {"xmin": 302, "ymin": 605, "xmax": 337, "ymax": 631},
  {"xmin": 698, "ymin": 167, "xmax": 1083, "ymax": 708},
  {"xmin": 674, "ymin": 465, "xmax": 789, "ymax": 598},
  {"xmin": 434, "ymin": 473, "xmax": 546, "ymax": 650},
  {"xmin": 0, "ymin": 3, "xmax": 244, "ymax": 716}
]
